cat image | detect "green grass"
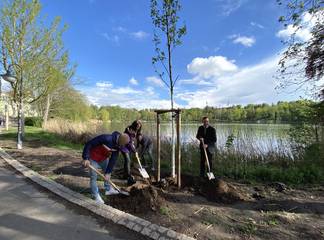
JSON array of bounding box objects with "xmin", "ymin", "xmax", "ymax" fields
[
  {"xmin": 159, "ymin": 206, "xmax": 177, "ymax": 220},
  {"xmin": 1, "ymin": 126, "xmax": 83, "ymax": 151}
]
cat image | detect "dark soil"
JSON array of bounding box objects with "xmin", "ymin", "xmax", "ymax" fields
[{"xmin": 106, "ymin": 184, "xmax": 163, "ymax": 213}]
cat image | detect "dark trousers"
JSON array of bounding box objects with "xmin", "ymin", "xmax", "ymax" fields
[
  {"xmin": 139, "ymin": 144, "xmax": 154, "ymax": 167},
  {"xmin": 200, "ymin": 147, "xmax": 213, "ymax": 177},
  {"xmin": 122, "ymin": 152, "xmax": 131, "ymax": 178}
]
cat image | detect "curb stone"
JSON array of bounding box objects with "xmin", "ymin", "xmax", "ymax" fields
[{"xmin": 0, "ymin": 147, "xmax": 194, "ymax": 240}]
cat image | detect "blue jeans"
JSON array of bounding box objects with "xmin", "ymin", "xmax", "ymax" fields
[{"xmin": 90, "ymin": 159, "xmax": 111, "ymax": 197}]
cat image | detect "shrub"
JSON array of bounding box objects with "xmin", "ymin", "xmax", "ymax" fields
[{"xmin": 25, "ymin": 117, "xmax": 43, "ymax": 127}]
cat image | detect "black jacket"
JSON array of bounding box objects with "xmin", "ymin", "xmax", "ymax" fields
[
  {"xmin": 137, "ymin": 135, "xmax": 152, "ymax": 149},
  {"xmin": 196, "ymin": 125, "xmax": 217, "ymax": 149}
]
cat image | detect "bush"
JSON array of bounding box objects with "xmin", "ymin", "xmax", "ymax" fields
[{"xmin": 25, "ymin": 117, "xmax": 43, "ymax": 127}]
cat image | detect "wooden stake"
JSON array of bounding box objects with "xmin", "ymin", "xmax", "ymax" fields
[
  {"xmin": 157, "ymin": 114, "xmax": 161, "ymax": 182},
  {"xmin": 176, "ymin": 111, "xmax": 181, "ymax": 188}
]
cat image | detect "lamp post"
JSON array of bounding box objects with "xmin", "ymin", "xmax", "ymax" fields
[{"xmin": 0, "ymin": 64, "xmax": 23, "ymax": 149}]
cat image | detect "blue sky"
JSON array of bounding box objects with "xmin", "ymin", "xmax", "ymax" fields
[{"xmin": 38, "ymin": 0, "xmax": 310, "ymax": 109}]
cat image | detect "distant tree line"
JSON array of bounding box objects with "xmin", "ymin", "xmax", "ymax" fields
[{"xmin": 87, "ymin": 100, "xmax": 320, "ymax": 124}]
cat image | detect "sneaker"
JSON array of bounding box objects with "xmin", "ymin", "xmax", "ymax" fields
[
  {"xmin": 94, "ymin": 195, "xmax": 105, "ymax": 204},
  {"xmin": 105, "ymin": 188, "xmax": 119, "ymax": 195}
]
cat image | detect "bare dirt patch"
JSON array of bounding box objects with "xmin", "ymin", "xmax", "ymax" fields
[{"xmin": 1, "ymin": 137, "xmax": 324, "ymax": 240}]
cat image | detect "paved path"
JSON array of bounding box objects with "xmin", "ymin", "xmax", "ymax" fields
[{"xmin": 0, "ymin": 161, "xmax": 147, "ymax": 240}]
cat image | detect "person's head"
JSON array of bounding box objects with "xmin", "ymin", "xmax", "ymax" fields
[
  {"xmin": 202, "ymin": 116, "xmax": 209, "ymax": 127},
  {"xmin": 118, "ymin": 133, "xmax": 130, "ymax": 146},
  {"xmin": 130, "ymin": 120, "xmax": 142, "ymax": 132}
]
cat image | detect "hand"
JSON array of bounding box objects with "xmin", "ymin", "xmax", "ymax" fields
[
  {"xmin": 82, "ymin": 160, "xmax": 90, "ymax": 168},
  {"xmin": 104, "ymin": 173, "xmax": 111, "ymax": 182},
  {"xmin": 204, "ymin": 144, "xmax": 208, "ymax": 149}
]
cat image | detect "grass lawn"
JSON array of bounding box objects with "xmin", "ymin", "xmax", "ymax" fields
[{"xmin": 0, "ymin": 126, "xmax": 83, "ymax": 151}]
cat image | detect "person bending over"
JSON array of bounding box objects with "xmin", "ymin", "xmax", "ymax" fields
[{"xmin": 82, "ymin": 132, "xmax": 130, "ymax": 204}]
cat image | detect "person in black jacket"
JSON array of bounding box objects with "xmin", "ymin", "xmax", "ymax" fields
[
  {"xmin": 136, "ymin": 133, "xmax": 154, "ymax": 170},
  {"xmin": 196, "ymin": 116, "xmax": 217, "ymax": 177}
]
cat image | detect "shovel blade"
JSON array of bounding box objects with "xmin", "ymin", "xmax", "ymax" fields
[
  {"xmin": 138, "ymin": 167, "xmax": 150, "ymax": 179},
  {"xmin": 207, "ymin": 172, "xmax": 215, "ymax": 180},
  {"xmin": 119, "ymin": 190, "xmax": 130, "ymax": 196}
]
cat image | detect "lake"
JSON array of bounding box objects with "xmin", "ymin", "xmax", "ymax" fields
[{"xmin": 100, "ymin": 122, "xmax": 293, "ymax": 157}]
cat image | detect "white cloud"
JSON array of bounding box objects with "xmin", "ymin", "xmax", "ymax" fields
[
  {"xmin": 130, "ymin": 31, "xmax": 149, "ymax": 40},
  {"xmin": 250, "ymin": 21, "xmax": 264, "ymax": 29},
  {"xmin": 108, "ymin": 28, "xmax": 150, "ymax": 41},
  {"xmin": 187, "ymin": 56, "xmax": 238, "ymax": 79},
  {"xmin": 129, "ymin": 77, "xmax": 138, "ymax": 85},
  {"xmin": 111, "ymin": 86, "xmax": 141, "ymax": 94},
  {"xmin": 79, "ymin": 83, "xmax": 175, "ymax": 109},
  {"xmin": 179, "ymin": 77, "xmax": 214, "ymax": 86},
  {"xmin": 101, "ymin": 33, "xmax": 119, "ymax": 44},
  {"xmin": 216, "ymin": 0, "xmax": 248, "ymax": 16},
  {"xmin": 276, "ymin": 25, "xmax": 312, "ymax": 42},
  {"xmin": 176, "ymin": 52, "xmax": 308, "ymax": 108},
  {"xmin": 96, "ymin": 81, "xmax": 113, "ymax": 88},
  {"xmin": 113, "ymin": 26, "xmax": 127, "ymax": 33},
  {"xmin": 146, "ymin": 86, "xmax": 155, "ymax": 96},
  {"xmin": 146, "ymin": 76, "xmax": 165, "ymax": 87},
  {"xmin": 230, "ymin": 35, "xmax": 256, "ymax": 47},
  {"xmin": 276, "ymin": 11, "xmax": 322, "ymax": 42},
  {"xmin": 177, "ymin": 55, "xmax": 282, "ymax": 107}
]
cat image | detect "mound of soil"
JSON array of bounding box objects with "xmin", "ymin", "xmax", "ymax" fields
[
  {"xmin": 180, "ymin": 174, "xmax": 249, "ymax": 203},
  {"xmin": 201, "ymin": 179, "xmax": 248, "ymax": 203},
  {"xmin": 105, "ymin": 183, "xmax": 163, "ymax": 213}
]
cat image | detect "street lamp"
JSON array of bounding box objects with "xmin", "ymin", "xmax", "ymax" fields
[{"xmin": 0, "ymin": 65, "xmax": 23, "ymax": 149}]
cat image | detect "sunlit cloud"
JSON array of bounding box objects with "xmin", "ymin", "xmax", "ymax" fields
[
  {"xmin": 101, "ymin": 33, "xmax": 120, "ymax": 44},
  {"xmin": 187, "ymin": 56, "xmax": 238, "ymax": 78},
  {"xmin": 129, "ymin": 77, "xmax": 138, "ymax": 85},
  {"xmin": 146, "ymin": 76, "xmax": 165, "ymax": 87},
  {"xmin": 215, "ymin": 0, "xmax": 248, "ymax": 16},
  {"xmin": 276, "ymin": 11, "xmax": 322, "ymax": 42},
  {"xmin": 229, "ymin": 34, "xmax": 256, "ymax": 47},
  {"xmin": 130, "ymin": 31, "xmax": 150, "ymax": 40},
  {"xmin": 250, "ymin": 21, "xmax": 264, "ymax": 29}
]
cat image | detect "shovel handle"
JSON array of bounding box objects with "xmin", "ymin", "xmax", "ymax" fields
[
  {"xmin": 88, "ymin": 165, "xmax": 122, "ymax": 192},
  {"xmin": 135, "ymin": 152, "xmax": 143, "ymax": 169},
  {"xmin": 201, "ymin": 139, "xmax": 212, "ymax": 172}
]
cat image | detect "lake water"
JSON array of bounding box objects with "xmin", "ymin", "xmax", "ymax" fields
[{"xmin": 100, "ymin": 122, "xmax": 293, "ymax": 157}]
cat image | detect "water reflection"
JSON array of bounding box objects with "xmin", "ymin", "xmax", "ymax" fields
[{"xmin": 99, "ymin": 122, "xmax": 292, "ymax": 155}]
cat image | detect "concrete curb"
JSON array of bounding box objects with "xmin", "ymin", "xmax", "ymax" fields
[{"xmin": 0, "ymin": 147, "xmax": 194, "ymax": 240}]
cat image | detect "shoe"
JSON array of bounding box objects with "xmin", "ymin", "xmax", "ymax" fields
[
  {"xmin": 94, "ymin": 195, "xmax": 105, "ymax": 204},
  {"xmin": 127, "ymin": 176, "xmax": 136, "ymax": 186},
  {"xmin": 105, "ymin": 188, "xmax": 119, "ymax": 195}
]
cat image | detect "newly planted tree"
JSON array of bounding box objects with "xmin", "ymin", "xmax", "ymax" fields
[{"xmin": 151, "ymin": 0, "xmax": 186, "ymax": 177}]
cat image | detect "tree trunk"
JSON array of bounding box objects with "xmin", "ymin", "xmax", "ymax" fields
[
  {"xmin": 171, "ymin": 90, "xmax": 176, "ymax": 178},
  {"xmin": 43, "ymin": 94, "xmax": 51, "ymax": 127}
]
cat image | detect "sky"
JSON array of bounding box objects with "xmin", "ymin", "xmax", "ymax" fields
[{"xmin": 36, "ymin": 0, "xmax": 313, "ymax": 109}]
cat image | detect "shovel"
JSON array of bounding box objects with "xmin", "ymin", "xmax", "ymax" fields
[
  {"xmin": 88, "ymin": 165, "xmax": 130, "ymax": 196},
  {"xmin": 135, "ymin": 152, "xmax": 150, "ymax": 179},
  {"xmin": 201, "ymin": 139, "xmax": 215, "ymax": 180}
]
